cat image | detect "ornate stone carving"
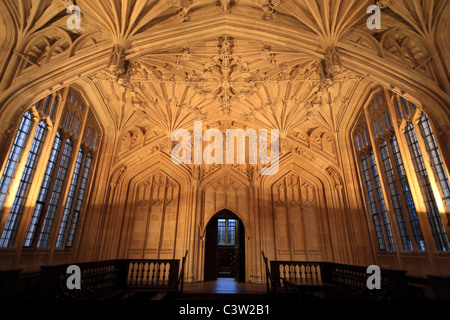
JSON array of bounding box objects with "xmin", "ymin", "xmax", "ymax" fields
[
  {"xmin": 108, "ymin": 45, "xmax": 127, "ymax": 79},
  {"xmin": 260, "ymin": 0, "xmax": 281, "ymax": 21},
  {"xmin": 110, "ymin": 165, "xmax": 127, "ymax": 189},
  {"xmin": 208, "ymin": 174, "xmax": 242, "ymax": 192},
  {"xmin": 326, "ymin": 166, "xmax": 343, "ymax": 188},
  {"xmin": 302, "ymin": 182, "xmax": 316, "ymax": 207},
  {"xmin": 136, "ymin": 182, "xmax": 150, "ymax": 208},
  {"xmin": 381, "ymin": 29, "xmax": 430, "ymax": 76},
  {"xmin": 118, "ymin": 127, "xmax": 144, "ymax": 155},
  {"xmin": 274, "ymin": 181, "xmax": 286, "ymax": 207},
  {"xmin": 324, "ymin": 46, "xmax": 342, "ymax": 78},
  {"xmin": 19, "ymin": 28, "xmax": 73, "ymax": 73},
  {"xmin": 376, "ymin": 0, "xmax": 392, "ymax": 9},
  {"xmin": 192, "ymin": 165, "xmax": 202, "ymax": 181},
  {"xmin": 219, "ymin": 0, "xmax": 233, "ymax": 13},
  {"xmin": 287, "ymin": 174, "xmax": 301, "ymax": 207},
  {"xmin": 171, "ymin": 0, "xmax": 193, "ymax": 21}
]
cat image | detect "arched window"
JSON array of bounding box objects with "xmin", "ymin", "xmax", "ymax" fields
[
  {"xmin": 0, "ymin": 120, "xmax": 48, "ymax": 248},
  {"xmin": 0, "ymin": 88, "xmax": 101, "ymax": 250},
  {"xmin": 354, "ymin": 91, "xmax": 450, "ymax": 253}
]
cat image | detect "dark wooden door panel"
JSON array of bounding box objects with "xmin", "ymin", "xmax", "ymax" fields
[{"xmin": 204, "ymin": 219, "xmax": 218, "ymax": 281}]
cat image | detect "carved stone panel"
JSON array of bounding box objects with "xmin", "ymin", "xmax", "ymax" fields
[
  {"xmin": 129, "ymin": 172, "xmax": 180, "ymax": 259},
  {"xmin": 271, "ymin": 173, "xmax": 322, "ymax": 260}
]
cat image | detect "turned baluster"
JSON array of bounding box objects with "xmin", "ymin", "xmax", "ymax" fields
[
  {"xmin": 157, "ymin": 263, "xmax": 163, "ymax": 285},
  {"xmin": 141, "ymin": 263, "xmax": 147, "ymax": 285},
  {"xmin": 151, "ymin": 262, "xmax": 157, "ymax": 285},
  {"xmin": 127, "ymin": 262, "xmax": 133, "ymax": 285},
  {"xmin": 162, "ymin": 263, "xmax": 167, "ymax": 286},
  {"xmin": 132, "ymin": 262, "xmax": 138, "ymax": 285}
]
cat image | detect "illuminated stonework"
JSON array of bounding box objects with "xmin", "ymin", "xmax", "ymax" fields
[{"xmin": 0, "ymin": 0, "xmax": 448, "ymax": 282}]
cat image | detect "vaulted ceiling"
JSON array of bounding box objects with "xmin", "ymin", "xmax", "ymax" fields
[{"xmin": 0, "ymin": 0, "xmax": 448, "ymax": 167}]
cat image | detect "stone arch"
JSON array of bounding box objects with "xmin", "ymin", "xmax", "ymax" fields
[
  {"xmin": 309, "ymin": 127, "xmax": 337, "ymax": 161},
  {"xmin": 260, "ymin": 152, "xmax": 356, "ymax": 263},
  {"xmin": 201, "ymin": 207, "xmax": 248, "ymax": 240},
  {"xmin": 117, "ymin": 127, "xmax": 145, "ymax": 157},
  {"xmin": 118, "ymin": 150, "xmax": 192, "ymax": 189},
  {"xmin": 341, "ymin": 28, "xmax": 383, "ymax": 56},
  {"xmin": 380, "ymin": 28, "xmax": 431, "ymax": 78},
  {"xmin": 126, "ymin": 168, "xmax": 182, "ymax": 259},
  {"xmin": 0, "ymin": 15, "xmax": 449, "ymax": 138},
  {"xmin": 69, "ymin": 30, "xmax": 111, "ymax": 56},
  {"xmin": 105, "ymin": 154, "xmax": 192, "ymax": 260},
  {"xmin": 200, "ymin": 169, "xmax": 250, "ymax": 236},
  {"xmin": 18, "ymin": 27, "xmax": 73, "ymax": 75}
]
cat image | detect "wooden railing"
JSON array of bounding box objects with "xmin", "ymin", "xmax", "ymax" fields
[
  {"xmin": 34, "ymin": 251, "xmax": 189, "ymax": 300},
  {"xmin": 271, "ymin": 261, "xmax": 327, "ymax": 283},
  {"xmin": 261, "ymin": 251, "xmax": 413, "ymax": 300},
  {"xmin": 126, "ymin": 260, "xmax": 179, "ymax": 290}
]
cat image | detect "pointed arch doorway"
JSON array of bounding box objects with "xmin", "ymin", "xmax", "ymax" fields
[{"xmin": 204, "ymin": 209, "xmax": 245, "ymax": 282}]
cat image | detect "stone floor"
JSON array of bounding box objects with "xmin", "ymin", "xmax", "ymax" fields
[{"xmin": 181, "ymin": 278, "xmax": 268, "ymax": 295}]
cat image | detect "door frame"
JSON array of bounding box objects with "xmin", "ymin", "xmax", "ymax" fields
[{"xmin": 203, "ymin": 209, "xmax": 246, "ymax": 282}]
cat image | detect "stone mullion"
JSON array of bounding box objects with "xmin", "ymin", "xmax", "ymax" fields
[
  {"xmin": 416, "ymin": 105, "xmax": 450, "ymax": 227},
  {"xmin": 29, "ymin": 128, "xmax": 69, "ymax": 250},
  {"xmin": 364, "ymin": 107, "xmax": 399, "ymax": 253},
  {"xmin": 411, "ymin": 111, "xmax": 450, "ymax": 241},
  {"xmin": 14, "ymin": 91, "xmax": 67, "ymax": 255},
  {"xmin": 335, "ymin": 183, "xmax": 354, "ymax": 263},
  {"xmin": 365, "ymin": 148, "xmax": 391, "ymax": 251},
  {"xmin": 373, "ymin": 131, "xmax": 405, "ymax": 251},
  {"xmin": 356, "ymin": 148, "xmax": 385, "ymax": 254},
  {"xmin": 142, "ymin": 176, "xmax": 155, "ymax": 259},
  {"xmin": 157, "ymin": 176, "xmax": 169, "ymax": 259},
  {"xmin": 0, "ymin": 110, "xmax": 39, "ymax": 243},
  {"xmin": 252, "ymin": 182, "xmax": 261, "ymax": 283},
  {"xmin": 47, "ymin": 104, "xmax": 90, "ymax": 258},
  {"xmin": 63, "ymin": 129, "xmax": 98, "ymax": 251},
  {"xmin": 60, "ymin": 122, "xmax": 95, "ymax": 251},
  {"xmin": 187, "ymin": 182, "xmax": 197, "ymax": 281},
  {"xmin": 59, "ymin": 151, "xmax": 88, "ymax": 250},
  {"xmin": 72, "ymin": 147, "xmax": 103, "ymax": 258},
  {"xmin": 283, "ymin": 178, "xmax": 293, "ymax": 261},
  {"xmin": 187, "ymin": 180, "xmax": 199, "ymax": 281},
  {"xmin": 385, "ymin": 136, "xmax": 419, "ymax": 252},
  {"xmin": 384, "ymin": 90, "xmax": 438, "ymax": 253},
  {"xmin": 171, "ymin": 183, "xmax": 180, "ymax": 260}
]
